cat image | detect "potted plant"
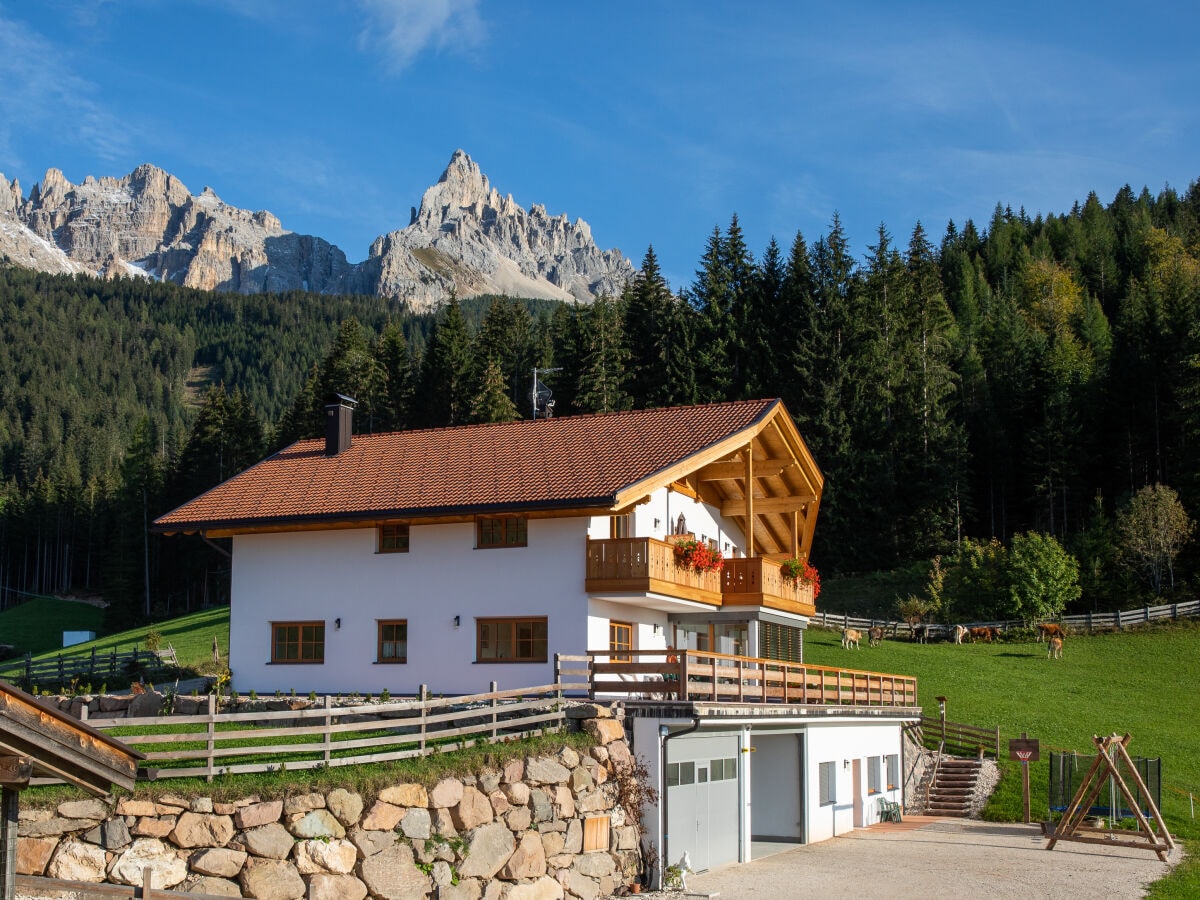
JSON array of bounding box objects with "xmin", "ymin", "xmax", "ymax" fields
[
  {"xmin": 673, "ymin": 538, "xmax": 724, "ymax": 572},
  {"xmin": 780, "ymin": 558, "xmax": 821, "ymax": 599}
]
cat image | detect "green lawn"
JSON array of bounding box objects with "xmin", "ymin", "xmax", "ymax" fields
[
  {"xmin": 0, "ymin": 597, "xmax": 106, "ymax": 655},
  {"xmin": 804, "ymin": 619, "xmax": 1200, "ymax": 895},
  {"xmin": 0, "ymin": 602, "xmax": 230, "ymax": 686}
]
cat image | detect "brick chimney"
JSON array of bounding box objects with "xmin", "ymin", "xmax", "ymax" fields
[{"xmin": 324, "ymin": 394, "xmax": 357, "ymax": 456}]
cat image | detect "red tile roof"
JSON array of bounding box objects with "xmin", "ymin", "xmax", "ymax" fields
[{"xmin": 154, "ymin": 399, "xmax": 781, "ymax": 532}]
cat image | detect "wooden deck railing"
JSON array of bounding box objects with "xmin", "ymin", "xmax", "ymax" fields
[{"xmin": 569, "ymin": 649, "xmax": 917, "ymax": 708}]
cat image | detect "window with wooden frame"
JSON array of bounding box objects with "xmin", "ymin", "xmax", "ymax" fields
[
  {"xmin": 609, "ymin": 513, "xmax": 633, "ymax": 539},
  {"xmin": 477, "ymin": 516, "xmax": 527, "ymax": 549},
  {"xmin": 476, "ymin": 616, "xmax": 547, "ymax": 662},
  {"xmin": 271, "ymin": 621, "xmax": 325, "ymax": 664},
  {"xmin": 886, "ymin": 754, "xmax": 900, "ymax": 790},
  {"xmin": 377, "ymin": 620, "xmax": 407, "ymax": 663},
  {"xmin": 867, "ymin": 756, "xmax": 882, "ymax": 794},
  {"xmin": 377, "ymin": 524, "xmax": 410, "ymax": 553},
  {"xmin": 609, "ymin": 620, "xmax": 633, "ymax": 662},
  {"xmin": 760, "ymin": 621, "xmax": 803, "ymax": 663}
]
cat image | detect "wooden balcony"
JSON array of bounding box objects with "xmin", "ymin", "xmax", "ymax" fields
[
  {"xmin": 721, "ymin": 556, "xmax": 816, "ymax": 617},
  {"xmin": 585, "ymin": 538, "xmax": 816, "ymax": 614},
  {"xmin": 585, "ymin": 537, "xmax": 723, "ymax": 605},
  {"xmin": 577, "ymin": 649, "xmax": 917, "ymax": 708}
]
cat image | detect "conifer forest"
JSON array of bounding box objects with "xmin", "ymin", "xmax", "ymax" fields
[{"xmin": 3, "ymin": 181, "xmax": 1200, "ymax": 628}]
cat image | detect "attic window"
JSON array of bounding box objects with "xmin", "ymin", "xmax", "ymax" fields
[
  {"xmin": 477, "ymin": 516, "xmax": 527, "ymax": 549},
  {"xmin": 378, "ymin": 524, "xmax": 410, "ymax": 553}
]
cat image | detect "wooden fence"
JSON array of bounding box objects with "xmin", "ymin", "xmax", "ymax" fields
[
  {"xmin": 816, "ymin": 598, "xmax": 1200, "ymax": 639},
  {"xmin": 73, "ymin": 670, "xmax": 591, "ymax": 782},
  {"xmin": 565, "ymin": 649, "xmax": 918, "ymax": 708},
  {"xmin": 0, "ymin": 644, "xmax": 178, "ymax": 690},
  {"xmin": 918, "ymin": 714, "xmax": 1001, "ymax": 759}
]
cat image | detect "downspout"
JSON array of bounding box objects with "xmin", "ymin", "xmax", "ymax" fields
[{"xmin": 659, "ymin": 717, "xmax": 702, "ymax": 886}]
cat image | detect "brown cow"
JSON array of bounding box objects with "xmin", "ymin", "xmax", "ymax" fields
[
  {"xmin": 868, "ymin": 626, "xmax": 884, "ymax": 647},
  {"xmin": 1037, "ymin": 622, "xmax": 1065, "ymax": 643},
  {"xmin": 841, "ymin": 628, "xmax": 861, "ymax": 649},
  {"xmin": 1048, "ymin": 636, "xmax": 1063, "ymax": 659},
  {"xmin": 969, "ymin": 626, "xmax": 994, "ymax": 643}
]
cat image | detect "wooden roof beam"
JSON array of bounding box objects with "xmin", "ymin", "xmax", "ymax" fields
[
  {"xmin": 721, "ymin": 495, "xmax": 815, "ymax": 516},
  {"xmin": 698, "ymin": 459, "xmax": 793, "ymax": 481}
]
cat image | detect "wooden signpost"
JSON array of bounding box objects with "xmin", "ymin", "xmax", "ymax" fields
[
  {"xmin": 1008, "ymin": 733, "xmax": 1040, "ymax": 824},
  {"xmin": 1046, "ymin": 733, "xmax": 1174, "ymax": 861}
]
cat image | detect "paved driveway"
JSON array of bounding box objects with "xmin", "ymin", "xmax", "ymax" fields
[{"xmin": 684, "ymin": 816, "xmax": 1181, "ymax": 899}]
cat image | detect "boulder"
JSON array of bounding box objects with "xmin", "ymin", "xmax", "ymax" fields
[
  {"xmin": 502, "ymin": 757, "xmax": 525, "ymax": 784},
  {"xmin": 170, "ymin": 812, "xmax": 235, "ymax": 848},
  {"xmin": 306, "ymin": 872, "xmax": 369, "ymax": 900},
  {"xmin": 189, "ymin": 847, "xmax": 247, "ymax": 877},
  {"xmin": 567, "ymin": 870, "xmax": 601, "ymax": 900},
  {"xmin": 378, "ymin": 782, "xmax": 428, "ymax": 807},
  {"xmin": 234, "ymin": 800, "xmax": 283, "ymax": 829},
  {"xmin": 582, "ymin": 718, "xmax": 625, "ymax": 745},
  {"xmin": 456, "ymin": 822, "xmax": 515, "ymax": 879},
  {"xmin": 451, "ymin": 786, "xmax": 494, "ymax": 831},
  {"xmin": 83, "ymin": 817, "xmax": 132, "ymax": 850},
  {"xmin": 46, "ymin": 837, "xmax": 107, "ymax": 882},
  {"xmin": 356, "ymin": 842, "xmax": 432, "ymax": 898},
  {"xmin": 293, "ymin": 837, "xmax": 358, "ymax": 875},
  {"xmin": 506, "ymin": 875, "xmax": 565, "ymax": 900},
  {"xmin": 108, "ymin": 837, "xmax": 189, "ymax": 889},
  {"xmin": 57, "ymin": 798, "xmax": 108, "ymax": 820},
  {"xmin": 349, "ymin": 828, "xmax": 395, "ymax": 858},
  {"xmin": 283, "ymin": 792, "xmax": 325, "ymax": 815},
  {"xmin": 326, "ymin": 788, "xmax": 364, "ymax": 826},
  {"xmin": 240, "ymin": 857, "xmax": 306, "ymax": 900},
  {"xmin": 429, "ymin": 777, "xmax": 464, "ymax": 808},
  {"xmin": 400, "ymin": 806, "xmax": 432, "ymax": 840},
  {"xmin": 133, "ymin": 816, "xmax": 176, "ymax": 838},
  {"xmin": 501, "ymin": 830, "xmax": 548, "ymax": 879},
  {"xmin": 15, "ymin": 836, "xmax": 57, "ymax": 875},
  {"xmin": 288, "ymin": 808, "xmax": 345, "ymax": 840},
  {"xmin": 361, "ymin": 799, "xmax": 404, "ymax": 831},
  {"xmin": 240, "ymin": 822, "xmax": 295, "ymax": 860},
  {"xmin": 525, "ymin": 757, "xmax": 571, "ymax": 784},
  {"xmin": 503, "ymin": 781, "xmax": 530, "ymax": 806},
  {"xmin": 187, "ymin": 875, "xmax": 243, "ymax": 896}
]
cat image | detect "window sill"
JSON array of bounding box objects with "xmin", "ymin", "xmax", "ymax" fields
[
  {"xmin": 267, "ymin": 661, "xmax": 325, "ymax": 665},
  {"xmin": 474, "ymin": 659, "xmax": 547, "ymax": 664},
  {"xmin": 376, "ymin": 660, "xmax": 407, "ymax": 665}
]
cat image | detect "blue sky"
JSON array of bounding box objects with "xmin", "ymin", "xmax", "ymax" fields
[{"xmin": 1, "ymin": 1, "xmax": 1197, "ymax": 291}]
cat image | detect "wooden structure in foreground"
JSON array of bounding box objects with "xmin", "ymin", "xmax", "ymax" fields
[
  {"xmin": 0, "ymin": 679, "xmax": 141, "ymax": 899},
  {"xmin": 1046, "ymin": 733, "xmax": 1174, "ymax": 862}
]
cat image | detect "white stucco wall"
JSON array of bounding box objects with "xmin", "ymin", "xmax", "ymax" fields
[
  {"xmin": 803, "ymin": 721, "xmax": 904, "ymax": 843},
  {"xmin": 229, "ymin": 517, "xmax": 590, "ymax": 695},
  {"xmin": 584, "ymin": 487, "xmax": 747, "ymax": 556}
]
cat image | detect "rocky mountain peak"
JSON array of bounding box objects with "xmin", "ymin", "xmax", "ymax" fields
[{"xmin": 0, "ymin": 151, "xmax": 636, "ymax": 309}]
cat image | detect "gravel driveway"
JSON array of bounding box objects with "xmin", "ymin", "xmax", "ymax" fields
[{"xmin": 654, "ymin": 816, "xmax": 1181, "ymax": 899}]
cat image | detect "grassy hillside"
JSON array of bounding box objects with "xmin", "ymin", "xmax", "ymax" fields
[
  {"xmin": 805, "ymin": 619, "xmax": 1200, "ymax": 895},
  {"xmin": 0, "ymin": 597, "xmax": 106, "ymax": 655},
  {"xmin": 0, "ymin": 603, "xmax": 230, "ymax": 680}
]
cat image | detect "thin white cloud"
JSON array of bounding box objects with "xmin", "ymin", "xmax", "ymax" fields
[
  {"xmin": 355, "ymin": 0, "xmax": 484, "ymax": 72},
  {"xmin": 0, "ymin": 12, "xmax": 130, "ymax": 168}
]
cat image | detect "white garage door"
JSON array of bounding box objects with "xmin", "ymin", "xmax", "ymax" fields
[{"xmin": 666, "ymin": 732, "xmax": 740, "ymax": 872}]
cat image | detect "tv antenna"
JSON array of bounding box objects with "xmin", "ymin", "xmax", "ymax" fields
[{"xmin": 532, "ymin": 367, "xmax": 562, "ymax": 419}]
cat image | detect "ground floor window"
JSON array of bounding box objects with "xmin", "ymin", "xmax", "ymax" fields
[
  {"xmin": 760, "ymin": 621, "xmax": 804, "ymax": 662},
  {"xmin": 886, "ymin": 753, "xmax": 900, "ymax": 790},
  {"xmin": 609, "ymin": 620, "xmax": 633, "ymax": 662},
  {"xmin": 819, "ymin": 760, "xmax": 836, "ymax": 805},
  {"xmin": 868, "ymin": 756, "xmax": 882, "ymax": 794},
  {"xmin": 477, "ymin": 617, "xmax": 548, "ymax": 662},
  {"xmin": 271, "ymin": 621, "xmax": 324, "ymax": 663},
  {"xmin": 674, "ymin": 621, "xmax": 747, "ymax": 657},
  {"xmin": 377, "ymin": 620, "xmax": 407, "ymax": 663}
]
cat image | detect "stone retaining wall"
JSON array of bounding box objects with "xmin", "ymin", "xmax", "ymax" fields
[{"xmin": 16, "ymin": 706, "xmax": 641, "ymax": 900}]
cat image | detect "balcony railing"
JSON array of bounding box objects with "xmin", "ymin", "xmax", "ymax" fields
[
  {"xmin": 585, "ymin": 538, "xmax": 816, "ymax": 613},
  {"xmin": 585, "ymin": 537, "xmax": 723, "ymax": 605},
  {"xmin": 571, "ymin": 649, "xmax": 917, "ymax": 708},
  {"xmin": 721, "ymin": 556, "xmax": 816, "ymax": 616}
]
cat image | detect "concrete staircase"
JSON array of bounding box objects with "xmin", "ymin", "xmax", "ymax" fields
[{"xmin": 926, "ymin": 756, "xmax": 982, "ymax": 817}]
